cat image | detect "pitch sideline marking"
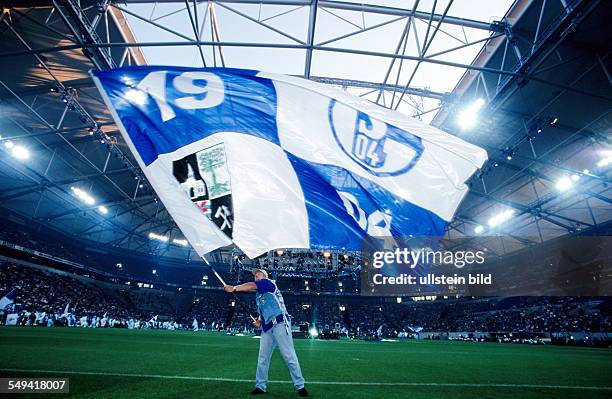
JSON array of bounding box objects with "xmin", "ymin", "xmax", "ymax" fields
[{"xmin": 0, "ymin": 368, "xmax": 611, "ymax": 391}]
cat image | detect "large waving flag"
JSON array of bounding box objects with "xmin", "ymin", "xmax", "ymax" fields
[{"xmin": 93, "ymin": 67, "xmax": 486, "ymax": 258}]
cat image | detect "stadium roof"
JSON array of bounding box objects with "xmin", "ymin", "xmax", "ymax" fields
[{"xmin": 0, "ymin": 0, "xmax": 610, "ymax": 262}]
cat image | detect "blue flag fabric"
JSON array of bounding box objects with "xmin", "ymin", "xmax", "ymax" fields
[{"xmin": 93, "ymin": 67, "xmax": 487, "ymax": 258}]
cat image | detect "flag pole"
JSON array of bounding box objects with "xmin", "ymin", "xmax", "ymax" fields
[
  {"xmin": 202, "ymin": 256, "xmax": 229, "ymax": 286},
  {"xmin": 203, "ymin": 257, "xmax": 257, "ymax": 322}
]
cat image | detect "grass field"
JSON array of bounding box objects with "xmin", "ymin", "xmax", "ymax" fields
[{"xmin": 0, "ymin": 327, "xmax": 611, "ymax": 398}]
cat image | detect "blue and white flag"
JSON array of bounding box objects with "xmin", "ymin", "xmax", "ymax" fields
[
  {"xmin": 0, "ymin": 288, "xmax": 18, "ymax": 310},
  {"xmin": 93, "ymin": 67, "xmax": 486, "ymax": 258}
]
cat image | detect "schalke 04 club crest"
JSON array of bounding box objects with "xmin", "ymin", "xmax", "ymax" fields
[{"xmin": 328, "ymin": 99, "xmax": 424, "ymax": 177}]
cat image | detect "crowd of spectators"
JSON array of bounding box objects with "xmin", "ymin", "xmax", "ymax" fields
[{"xmin": 1, "ymin": 261, "xmax": 610, "ymax": 343}]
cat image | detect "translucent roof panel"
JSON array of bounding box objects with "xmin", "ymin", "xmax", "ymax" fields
[{"xmin": 123, "ymin": 0, "xmax": 515, "ymax": 124}]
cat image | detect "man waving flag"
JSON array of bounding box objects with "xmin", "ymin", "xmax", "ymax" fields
[{"xmin": 93, "ymin": 67, "xmax": 486, "ymax": 258}]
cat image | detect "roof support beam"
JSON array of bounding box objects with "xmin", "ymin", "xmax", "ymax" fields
[
  {"xmin": 4, "ymin": 41, "xmax": 608, "ymax": 102},
  {"xmin": 117, "ymin": 0, "xmax": 500, "ymax": 31},
  {"xmin": 308, "ymin": 76, "xmax": 447, "ymax": 100},
  {"xmin": 52, "ymin": 0, "xmax": 115, "ymax": 69},
  {"xmin": 304, "ymin": 0, "xmax": 318, "ymax": 78}
]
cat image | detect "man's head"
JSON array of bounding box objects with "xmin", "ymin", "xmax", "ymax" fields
[{"xmin": 252, "ymin": 268, "xmax": 268, "ymax": 281}]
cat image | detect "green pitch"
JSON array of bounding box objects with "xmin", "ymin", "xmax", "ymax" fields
[{"xmin": 0, "ymin": 327, "xmax": 610, "ymax": 399}]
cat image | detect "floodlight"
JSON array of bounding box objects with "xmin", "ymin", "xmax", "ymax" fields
[
  {"xmin": 487, "ymin": 209, "xmax": 514, "ymax": 227},
  {"xmin": 457, "ymin": 98, "xmax": 485, "ymax": 129},
  {"xmin": 173, "ymin": 238, "xmax": 188, "ymax": 246},
  {"xmin": 148, "ymin": 232, "xmax": 169, "ymax": 242},
  {"xmin": 71, "ymin": 187, "xmax": 96, "ymax": 205},
  {"xmin": 555, "ymin": 176, "xmax": 572, "ymax": 192},
  {"xmin": 11, "ymin": 145, "xmax": 29, "ymax": 160},
  {"xmin": 98, "ymin": 205, "xmax": 108, "ymax": 214},
  {"xmin": 474, "ymin": 225, "xmax": 484, "ymax": 234}
]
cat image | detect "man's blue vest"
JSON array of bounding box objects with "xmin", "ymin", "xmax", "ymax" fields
[{"xmin": 255, "ymin": 279, "xmax": 288, "ymax": 331}]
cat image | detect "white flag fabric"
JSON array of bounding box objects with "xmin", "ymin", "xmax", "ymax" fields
[
  {"xmin": 93, "ymin": 67, "xmax": 487, "ymax": 258},
  {"xmin": 0, "ymin": 288, "xmax": 17, "ymax": 310}
]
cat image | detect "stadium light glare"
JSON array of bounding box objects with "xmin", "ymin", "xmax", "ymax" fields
[
  {"xmin": 148, "ymin": 232, "xmax": 169, "ymax": 242},
  {"xmin": 11, "ymin": 145, "xmax": 30, "ymax": 160},
  {"xmin": 98, "ymin": 205, "xmax": 108, "ymax": 215},
  {"xmin": 120, "ymin": 75, "xmax": 134, "ymax": 86},
  {"xmin": 70, "ymin": 186, "xmax": 96, "ymax": 205},
  {"xmin": 309, "ymin": 328, "xmax": 318, "ymax": 338},
  {"xmin": 555, "ymin": 176, "xmax": 573, "ymax": 192},
  {"xmin": 487, "ymin": 209, "xmax": 514, "ymax": 228},
  {"xmin": 4, "ymin": 140, "xmax": 14, "ymax": 149},
  {"xmin": 172, "ymin": 238, "xmax": 188, "ymax": 246},
  {"xmin": 596, "ymin": 151, "xmax": 612, "ymax": 168},
  {"xmin": 457, "ymin": 98, "xmax": 485, "ymax": 129},
  {"xmin": 474, "ymin": 225, "xmax": 484, "ymax": 234},
  {"xmin": 152, "ymin": 269, "xmax": 157, "ymax": 274},
  {"xmin": 124, "ymin": 89, "xmax": 147, "ymax": 105}
]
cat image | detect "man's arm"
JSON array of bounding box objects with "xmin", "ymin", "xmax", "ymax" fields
[
  {"xmin": 222, "ymin": 282, "xmax": 260, "ymax": 328},
  {"xmin": 223, "ymin": 282, "xmax": 257, "ymax": 293}
]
